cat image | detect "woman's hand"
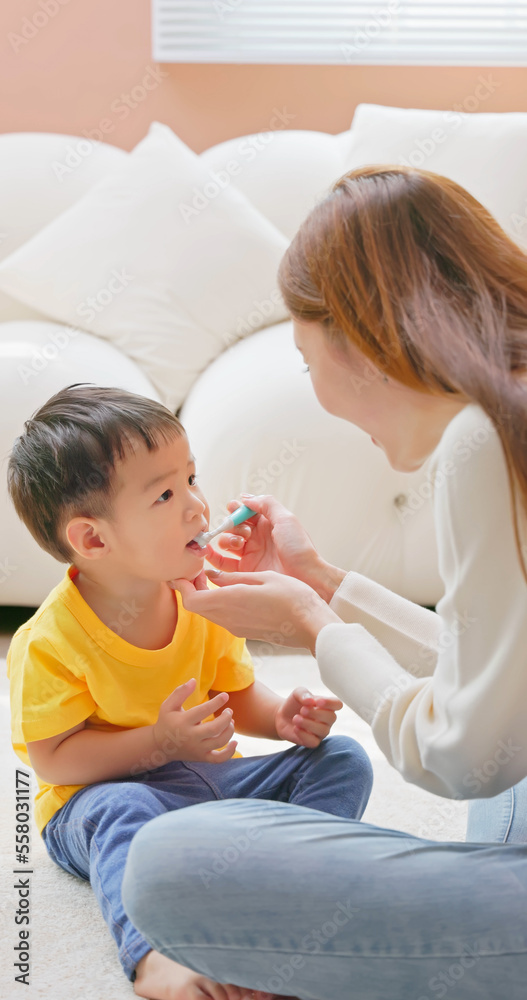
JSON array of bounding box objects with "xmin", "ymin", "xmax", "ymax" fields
[
  {"xmin": 170, "ymin": 569, "xmax": 342, "ymax": 654},
  {"xmin": 275, "ymin": 687, "xmax": 344, "ymax": 747},
  {"xmin": 205, "ymin": 494, "xmax": 347, "ymax": 602}
]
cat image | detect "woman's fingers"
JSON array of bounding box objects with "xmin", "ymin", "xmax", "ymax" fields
[
  {"xmin": 172, "ymin": 570, "xmax": 330, "ymax": 649},
  {"xmin": 205, "ymin": 547, "xmax": 243, "ymax": 574},
  {"xmin": 227, "ymin": 498, "xmax": 260, "ymax": 520},
  {"xmin": 218, "ymin": 533, "xmax": 246, "ymax": 549},
  {"xmin": 172, "ymin": 575, "xmax": 264, "ymax": 615},
  {"xmin": 238, "ymin": 494, "xmax": 294, "ymax": 524},
  {"xmin": 192, "ymin": 569, "xmax": 212, "ymax": 591},
  {"xmin": 204, "ymin": 571, "xmax": 267, "ymax": 588},
  {"xmin": 226, "ymin": 503, "xmax": 255, "ymax": 530},
  {"xmin": 170, "ymin": 577, "xmax": 201, "ymax": 605}
]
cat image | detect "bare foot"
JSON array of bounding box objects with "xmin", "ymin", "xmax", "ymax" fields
[
  {"xmin": 239, "ymin": 994, "xmax": 301, "ymax": 1000},
  {"xmin": 134, "ymin": 949, "xmax": 244, "ymax": 1000},
  {"xmin": 240, "ymin": 994, "xmax": 292, "ymax": 1000},
  {"xmin": 133, "ymin": 950, "xmax": 300, "ymax": 1000},
  {"xmin": 247, "ymin": 995, "xmax": 301, "ymax": 1000}
]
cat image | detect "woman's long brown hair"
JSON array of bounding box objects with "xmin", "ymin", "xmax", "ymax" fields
[{"xmin": 277, "ymin": 165, "xmax": 527, "ymax": 583}]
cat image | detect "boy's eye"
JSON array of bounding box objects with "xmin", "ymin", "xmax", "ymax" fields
[
  {"xmin": 156, "ymin": 489, "xmax": 173, "ymax": 504},
  {"xmin": 189, "ymin": 473, "xmax": 198, "ymax": 486},
  {"xmin": 303, "ymin": 365, "xmax": 310, "ymax": 373}
]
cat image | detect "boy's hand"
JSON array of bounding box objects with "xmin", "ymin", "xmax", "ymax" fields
[
  {"xmin": 274, "ymin": 687, "xmax": 344, "ymax": 747},
  {"xmin": 152, "ymin": 678, "xmax": 237, "ymax": 764}
]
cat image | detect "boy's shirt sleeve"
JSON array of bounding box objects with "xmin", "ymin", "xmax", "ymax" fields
[
  {"xmin": 212, "ymin": 634, "xmax": 255, "ymax": 692},
  {"xmin": 7, "ymin": 631, "xmax": 96, "ymax": 746}
]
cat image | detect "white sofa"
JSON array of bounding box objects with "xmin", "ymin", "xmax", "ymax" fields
[{"xmin": 0, "ymin": 104, "xmax": 526, "ymax": 608}]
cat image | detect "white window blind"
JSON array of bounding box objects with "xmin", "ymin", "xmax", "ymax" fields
[{"xmin": 152, "ymin": 1, "xmax": 527, "ymax": 66}]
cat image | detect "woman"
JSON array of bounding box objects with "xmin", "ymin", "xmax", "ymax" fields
[{"xmin": 122, "ymin": 165, "xmax": 527, "ymax": 999}]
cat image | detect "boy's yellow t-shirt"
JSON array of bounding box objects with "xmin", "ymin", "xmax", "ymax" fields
[{"xmin": 7, "ymin": 565, "xmax": 255, "ymax": 835}]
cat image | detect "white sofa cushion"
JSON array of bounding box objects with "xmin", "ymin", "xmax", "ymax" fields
[
  {"xmin": 200, "ymin": 128, "xmax": 349, "ymax": 240},
  {"xmin": 0, "ymin": 133, "xmax": 127, "ymax": 323},
  {"xmin": 0, "ymin": 122, "xmax": 290, "ymax": 410},
  {"xmin": 343, "ymin": 103, "xmax": 527, "ymax": 249}
]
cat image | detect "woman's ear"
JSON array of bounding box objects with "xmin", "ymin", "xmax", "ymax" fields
[{"xmin": 65, "ymin": 517, "xmax": 108, "ymax": 560}]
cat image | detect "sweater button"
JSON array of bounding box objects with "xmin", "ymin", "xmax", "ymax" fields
[{"xmin": 393, "ymin": 493, "xmax": 408, "ymax": 508}]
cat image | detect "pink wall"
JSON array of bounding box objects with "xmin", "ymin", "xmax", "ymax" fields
[{"xmin": 1, "ymin": 0, "xmax": 526, "ymax": 153}]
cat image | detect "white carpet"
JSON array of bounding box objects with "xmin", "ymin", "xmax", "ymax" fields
[{"xmin": 0, "ymin": 634, "xmax": 468, "ymax": 999}]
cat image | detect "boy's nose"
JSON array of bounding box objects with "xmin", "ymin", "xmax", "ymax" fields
[{"xmin": 186, "ymin": 495, "xmax": 207, "ymax": 516}]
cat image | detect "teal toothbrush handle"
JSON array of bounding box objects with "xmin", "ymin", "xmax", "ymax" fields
[
  {"xmin": 229, "ymin": 504, "xmax": 258, "ymax": 526},
  {"xmin": 193, "ymin": 504, "xmax": 257, "ymax": 548}
]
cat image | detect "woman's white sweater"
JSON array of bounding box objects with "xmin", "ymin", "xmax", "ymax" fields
[{"xmin": 316, "ymin": 403, "xmax": 527, "ymax": 799}]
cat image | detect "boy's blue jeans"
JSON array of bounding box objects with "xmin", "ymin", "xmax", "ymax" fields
[{"xmin": 41, "ymin": 734, "xmax": 372, "ymax": 981}]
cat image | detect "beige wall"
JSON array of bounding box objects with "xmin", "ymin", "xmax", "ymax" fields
[{"xmin": 1, "ymin": 0, "xmax": 526, "ymax": 153}]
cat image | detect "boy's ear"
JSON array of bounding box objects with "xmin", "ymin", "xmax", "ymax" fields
[{"xmin": 65, "ymin": 517, "xmax": 109, "ymax": 560}]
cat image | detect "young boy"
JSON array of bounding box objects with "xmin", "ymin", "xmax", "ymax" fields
[{"xmin": 6, "ymin": 384, "xmax": 373, "ymax": 1000}]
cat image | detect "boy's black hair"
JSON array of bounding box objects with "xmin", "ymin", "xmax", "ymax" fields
[{"xmin": 7, "ymin": 384, "xmax": 185, "ymax": 564}]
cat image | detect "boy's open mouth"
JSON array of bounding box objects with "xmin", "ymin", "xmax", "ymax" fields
[{"xmin": 185, "ymin": 539, "xmax": 203, "ymax": 553}]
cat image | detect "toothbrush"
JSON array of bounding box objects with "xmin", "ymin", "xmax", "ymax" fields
[{"xmin": 192, "ymin": 504, "xmax": 258, "ymax": 549}]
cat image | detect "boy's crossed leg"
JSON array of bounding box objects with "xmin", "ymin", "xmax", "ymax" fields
[{"xmin": 41, "ymin": 736, "xmax": 372, "ymax": 997}]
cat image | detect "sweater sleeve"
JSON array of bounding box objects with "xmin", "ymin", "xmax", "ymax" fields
[
  {"xmin": 316, "ymin": 404, "xmax": 527, "ymax": 799},
  {"xmin": 328, "ymin": 572, "xmax": 442, "ymax": 678}
]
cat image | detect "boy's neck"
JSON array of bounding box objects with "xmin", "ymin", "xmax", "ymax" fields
[{"xmin": 71, "ymin": 567, "xmax": 178, "ymax": 650}]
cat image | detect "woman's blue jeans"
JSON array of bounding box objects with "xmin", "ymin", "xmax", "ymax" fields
[
  {"xmin": 121, "ymin": 777, "xmax": 527, "ymax": 1000},
  {"xmin": 41, "ymin": 735, "xmax": 372, "ymax": 981},
  {"xmin": 467, "ymin": 775, "xmax": 527, "ymax": 844}
]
